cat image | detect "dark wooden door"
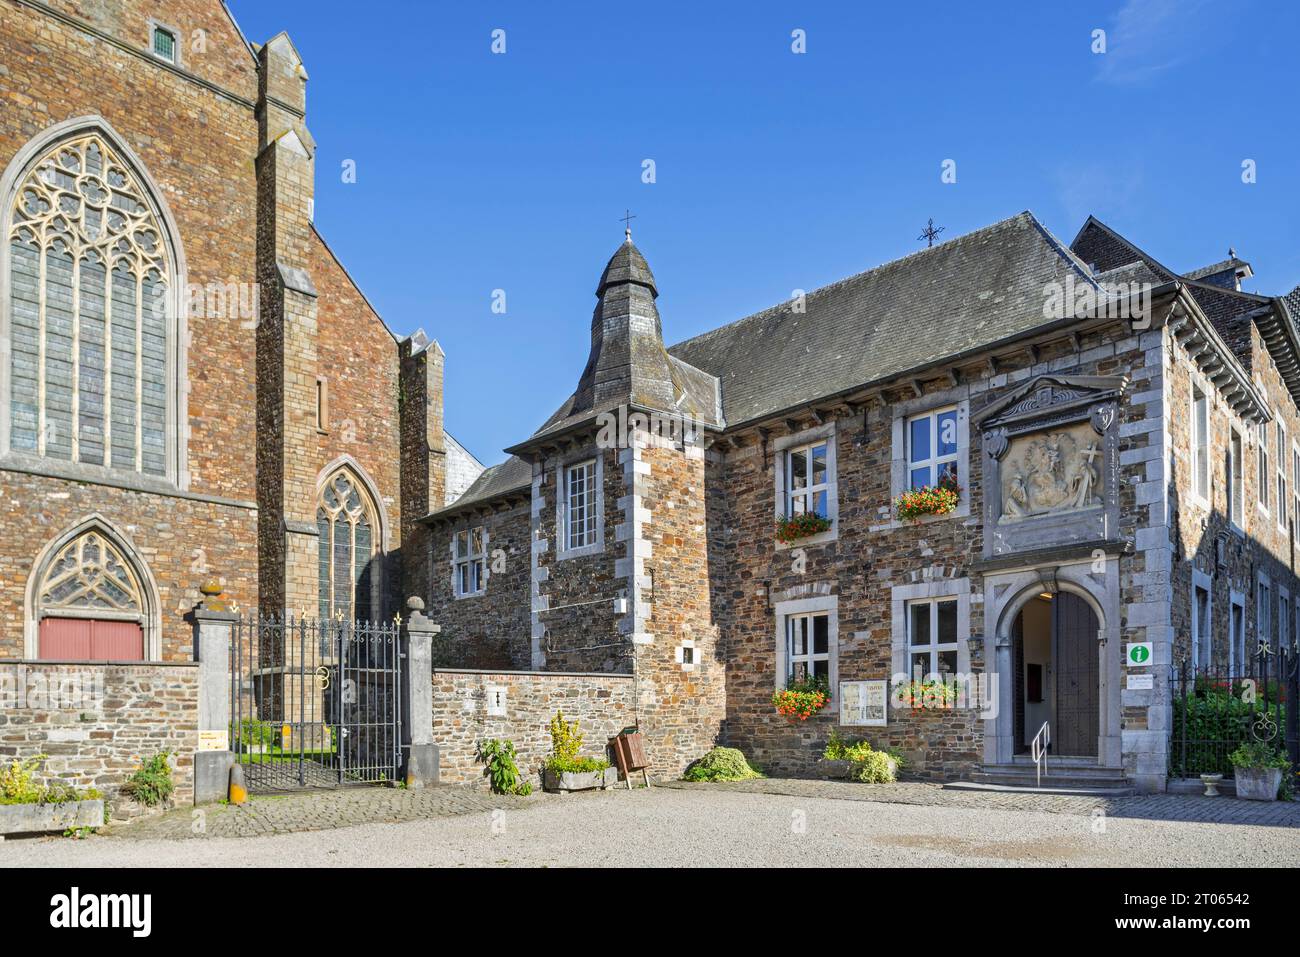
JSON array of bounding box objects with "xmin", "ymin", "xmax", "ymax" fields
[
  {"xmin": 1012, "ymin": 614, "xmax": 1026, "ymax": 753},
  {"xmin": 1051, "ymin": 592, "xmax": 1099, "ymax": 756}
]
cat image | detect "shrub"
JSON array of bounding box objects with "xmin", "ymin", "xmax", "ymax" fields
[
  {"xmin": 233, "ymin": 718, "xmax": 278, "ymax": 749},
  {"xmin": 1168, "ymin": 691, "xmax": 1285, "ymax": 777},
  {"xmin": 776, "ymin": 513, "xmax": 832, "ymax": 543},
  {"xmin": 773, "ymin": 675, "xmax": 830, "ymax": 720},
  {"xmin": 543, "ymin": 712, "xmax": 610, "ymax": 775},
  {"xmin": 852, "ymin": 750, "xmax": 898, "ymax": 784},
  {"xmin": 121, "ymin": 752, "xmax": 175, "ymax": 807},
  {"xmin": 477, "ymin": 739, "xmax": 533, "ymax": 796},
  {"xmin": 1, "ymin": 754, "xmax": 103, "ymax": 806},
  {"xmin": 683, "ymin": 747, "xmax": 763, "ymax": 782}
]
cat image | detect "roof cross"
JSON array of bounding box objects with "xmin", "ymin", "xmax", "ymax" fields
[
  {"xmin": 918, "ymin": 218, "xmax": 945, "ymax": 248},
  {"xmin": 620, "ymin": 209, "xmax": 637, "ymax": 241}
]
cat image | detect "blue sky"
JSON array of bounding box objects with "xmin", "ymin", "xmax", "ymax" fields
[{"xmin": 229, "ymin": 0, "xmax": 1300, "ymax": 465}]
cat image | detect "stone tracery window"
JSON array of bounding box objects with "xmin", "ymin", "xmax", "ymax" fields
[
  {"xmin": 317, "ymin": 467, "xmax": 381, "ymax": 622},
  {"xmin": 7, "ymin": 130, "xmax": 172, "ymax": 477},
  {"xmin": 34, "ymin": 528, "xmax": 148, "ymax": 660}
]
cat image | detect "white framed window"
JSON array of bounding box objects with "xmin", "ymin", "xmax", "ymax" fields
[
  {"xmin": 1192, "ymin": 388, "xmax": 1209, "ymax": 503},
  {"xmin": 907, "ymin": 406, "xmax": 960, "ymax": 490},
  {"xmin": 565, "ymin": 459, "xmax": 597, "ymax": 550},
  {"xmin": 1228, "ymin": 428, "xmax": 1244, "ymax": 530},
  {"xmin": 774, "ymin": 594, "xmax": 839, "ymax": 703},
  {"xmin": 151, "ymin": 26, "xmax": 176, "ymax": 63},
  {"xmin": 773, "ymin": 422, "xmax": 838, "ymax": 545},
  {"xmin": 1229, "ymin": 590, "xmax": 1245, "ymax": 675},
  {"xmin": 906, "ymin": 597, "xmax": 960, "ymax": 679},
  {"xmin": 555, "ymin": 453, "xmax": 603, "ymax": 559},
  {"xmin": 1258, "ymin": 421, "xmax": 1270, "ymax": 513},
  {"xmin": 1257, "ymin": 576, "xmax": 1271, "ymax": 659},
  {"xmin": 1191, "ymin": 568, "xmax": 1212, "ymax": 674},
  {"xmin": 1293, "ymin": 446, "xmax": 1300, "ymax": 544},
  {"xmin": 785, "ymin": 612, "xmax": 831, "ymax": 684},
  {"xmin": 784, "ymin": 440, "xmax": 830, "ymax": 519},
  {"xmin": 1278, "ymin": 420, "xmax": 1289, "ymax": 532},
  {"xmin": 452, "ymin": 526, "xmax": 486, "ymax": 598},
  {"xmin": 1279, "ymin": 587, "xmax": 1290, "ymax": 664}
]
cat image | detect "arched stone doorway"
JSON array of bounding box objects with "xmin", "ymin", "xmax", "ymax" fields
[{"xmin": 1011, "ymin": 591, "xmax": 1100, "ymax": 756}]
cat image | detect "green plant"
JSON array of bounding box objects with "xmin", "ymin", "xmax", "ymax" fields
[
  {"xmin": 543, "ymin": 712, "xmax": 609, "ymax": 776},
  {"xmin": 1169, "ymin": 691, "xmax": 1287, "ymax": 777},
  {"xmin": 477, "ymin": 739, "xmax": 533, "ymax": 796},
  {"xmin": 1229, "ymin": 741, "xmax": 1290, "ymax": 771},
  {"xmin": 545, "ymin": 755, "xmax": 611, "ymax": 774},
  {"xmin": 851, "ymin": 750, "xmax": 898, "ymax": 784},
  {"xmin": 233, "ymin": 718, "xmax": 279, "ymax": 749},
  {"xmin": 773, "ymin": 675, "xmax": 830, "ymax": 720},
  {"xmin": 121, "ymin": 752, "xmax": 175, "ymax": 807},
  {"xmin": 895, "ymin": 678, "xmax": 958, "ymax": 710},
  {"xmin": 776, "ymin": 513, "xmax": 832, "ymax": 544},
  {"xmin": 0, "ymin": 754, "xmax": 46, "ymax": 805},
  {"xmin": 682, "ymin": 747, "xmax": 763, "ymax": 782}
]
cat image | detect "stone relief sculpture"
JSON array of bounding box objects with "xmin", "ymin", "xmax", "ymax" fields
[{"xmin": 1000, "ymin": 424, "xmax": 1102, "ymax": 521}]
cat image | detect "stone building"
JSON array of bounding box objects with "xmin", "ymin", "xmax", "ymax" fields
[
  {"xmin": 426, "ymin": 213, "xmax": 1300, "ymax": 792},
  {"xmin": 0, "ymin": 1, "xmax": 479, "ymax": 799}
]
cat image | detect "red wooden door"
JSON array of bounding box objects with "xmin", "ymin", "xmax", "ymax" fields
[{"xmin": 38, "ymin": 618, "xmax": 144, "ymax": 660}]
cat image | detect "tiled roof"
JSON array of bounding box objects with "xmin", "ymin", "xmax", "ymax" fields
[
  {"xmin": 667, "ymin": 211, "xmax": 1099, "ymax": 427},
  {"xmin": 428, "ymin": 455, "xmax": 532, "ymax": 517}
]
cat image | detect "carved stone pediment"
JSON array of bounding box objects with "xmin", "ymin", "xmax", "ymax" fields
[
  {"xmin": 975, "ymin": 374, "xmax": 1128, "ymax": 434},
  {"xmin": 979, "ymin": 375, "xmax": 1125, "ymax": 558}
]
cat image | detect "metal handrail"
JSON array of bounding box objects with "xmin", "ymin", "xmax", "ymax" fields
[{"xmin": 1031, "ymin": 721, "xmax": 1050, "ymax": 788}]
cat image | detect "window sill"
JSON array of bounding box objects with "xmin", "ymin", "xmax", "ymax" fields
[
  {"xmin": 774, "ymin": 525, "xmax": 837, "ymax": 550},
  {"xmin": 556, "ymin": 542, "xmax": 604, "ymax": 561},
  {"xmin": 871, "ymin": 503, "xmax": 971, "ymax": 533},
  {"xmin": 452, "ymin": 590, "xmax": 485, "ymax": 601}
]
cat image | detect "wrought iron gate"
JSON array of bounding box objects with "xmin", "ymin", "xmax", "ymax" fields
[{"xmin": 231, "ymin": 615, "xmax": 404, "ymax": 792}]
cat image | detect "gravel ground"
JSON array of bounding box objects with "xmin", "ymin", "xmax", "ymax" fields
[{"xmin": 4, "ymin": 786, "xmax": 1298, "ymax": 868}]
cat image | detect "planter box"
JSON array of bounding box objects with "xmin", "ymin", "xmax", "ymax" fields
[
  {"xmin": 1234, "ymin": 767, "xmax": 1282, "ymax": 802},
  {"xmin": 818, "ymin": 756, "xmax": 899, "ymax": 782},
  {"xmin": 542, "ymin": 767, "xmax": 618, "ymax": 793},
  {"xmin": 0, "ymin": 800, "xmax": 103, "ymax": 836}
]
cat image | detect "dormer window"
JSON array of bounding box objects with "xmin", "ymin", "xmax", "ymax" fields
[{"xmin": 152, "ymin": 26, "xmax": 176, "ymax": 63}]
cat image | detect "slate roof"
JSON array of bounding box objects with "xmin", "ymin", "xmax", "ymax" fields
[
  {"xmin": 666, "ymin": 211, "xmax": 1100, "ymax": 427},
  {"xmin": 434, "ymin": 455, "xmax": 532, "ymax": 515}
]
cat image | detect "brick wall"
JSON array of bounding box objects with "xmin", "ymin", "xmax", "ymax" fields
[
  {"xmin": 0, "ymin": 660, "xmax": 198, "ymax": 821},
  {"xmin": 431, "ymin": 668, "xmax": 634, "ymax": 786}
]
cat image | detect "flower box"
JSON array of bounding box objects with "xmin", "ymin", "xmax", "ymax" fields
[
  {"xmin": 776, "ymin": 513, "xmax": 832, "ymax": 544},
  {"xmin": 0, "ymin": 799, "xmax": 103, "ymax": 836},
  {"xmin": 542, "ymin": 767, "xmax": 619, "ymax": 793},
  {"xmin": 1234, "ymin": 767, "xmax": 1282, "ymax": 801},
  {"xmin": 818, "ymin": 755, "xmax": 899, "ymax": 781},
  {"xmin": 894, "ymin": 476, "xmax": 961, "ymax": 523}
]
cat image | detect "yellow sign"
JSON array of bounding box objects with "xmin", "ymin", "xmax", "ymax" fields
[{"xmin": 198, "ymin": 730, "xmax": 229, "ymax": 752}]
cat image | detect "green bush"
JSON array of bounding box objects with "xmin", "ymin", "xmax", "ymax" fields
[
  {"xmin": 1169, "ymin": 691, "xmax": 1287, "ymax": 777},
  {"xmin": 121, "ymin": 752, "xmax": 175, "ymax": 807},
  {"xmin": 0, "ymin": 755, "xmax": 101, "ymax": 806},
  {"xmin": 477, "ymin": 739, "xmax": 533, "ymax": 796},
  {"xmin": 823, "ymin": 730, "xmax": 906, "ymax": 778},
  {"xmin": 233, "ymin": 718, "xmax": 279, "ymax": 749},
  {"xmin": 682, "ymin": 747, "xmax": 763, "ymax": 782},
  {"xmin": 543, "ymin": 712, "xmax": 609, "ymax": 775},
  {"xmin": 852, "ymin": 750, "xmax": 898, "ymax": 784}
]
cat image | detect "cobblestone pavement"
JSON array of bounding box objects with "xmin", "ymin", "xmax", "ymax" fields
[
  {"xmin": 100, "ymin": 785, "xmax": 560, "ymax": 840},
  {"xmin": 661, "ymin": 779, "xmax": 1300, "ymax": 827}
]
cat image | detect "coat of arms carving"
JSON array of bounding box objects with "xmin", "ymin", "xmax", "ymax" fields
[{"xmin": 1000, "ymin": 423, "xmax": 1103, "ymax": 523}]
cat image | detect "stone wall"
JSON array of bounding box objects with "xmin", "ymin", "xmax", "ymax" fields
[
  {"xmin": 426, "ymin": 502, "xmax": 532, "ymax": 670},
  {"xmin": 431, "ymin": 668, "xmax": 634, "ymax": 786},
  {"xmin": 0, "ymin": 660, "xmax": 198, "ymax": 821}
]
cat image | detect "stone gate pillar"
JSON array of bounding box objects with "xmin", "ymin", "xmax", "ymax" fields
[
  {"xmin": 191, "ymin": 581, "xmax": 238, "ymax": 804},
  {"xmin": 403, "ymin": 596, "xmax": 440, "ymax": 787}
]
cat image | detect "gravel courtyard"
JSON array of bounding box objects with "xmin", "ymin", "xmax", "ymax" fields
[{"xmin": 4, "ymin": 781, "xmax": 1298, "ymax": 868}]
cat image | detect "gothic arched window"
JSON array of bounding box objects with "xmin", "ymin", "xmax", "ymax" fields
[
  {"xmin": 317, "ymin": 467, "xmax": 381, "ymax": 622},
  {"xmin": 31, "ymin": 524, "xmax": 154, "ymax": 660},
  {"xmin": 5, "ymin": 127, "xmax": 175, "ymax": 478}
]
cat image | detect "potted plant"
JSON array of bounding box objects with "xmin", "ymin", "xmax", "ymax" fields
[
  {"xmin": 776, "ymin": 512, "xmax": 832, "ymax": 544},
  {"xmin": 820, "ymin": 730, "xmax": 905, "ymax": 782},
  {"xmin": 1229, "ymin": 742, "xmax": 1290, "ymax": 801},
  {"xmin": 772, "ymin": 675, "xmax": 830, "ymax": 720},
  {"xmin": 894, "ymin": 471, "xmax": 961, "ymax": 523},
  {"xmin": 0, "ymin": 755, "xmax": 104, "ymax": 837},
  {"xmin": 540, "ymin": 712, "xmax": 615, "ymax": 792}
]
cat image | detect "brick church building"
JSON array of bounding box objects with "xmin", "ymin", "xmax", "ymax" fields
[
  {"xmin": 425, "ymin": 213, "xmax": 1300, "ymax": 793},
  {"xmin": 4, "ymin": 1, "xmax": 1298, "ymax": 800},
  {"xmin": 0, "ymin": 1, "xmax": 479, "ymax": 661}
]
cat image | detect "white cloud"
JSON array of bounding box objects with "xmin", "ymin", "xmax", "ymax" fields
[{"xmin": 1095, "ymin": 0, "xmax": 1213, "ymax": 85}]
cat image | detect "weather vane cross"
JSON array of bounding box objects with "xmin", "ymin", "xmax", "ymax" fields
[
  {"xmin": 918, "ymin": 217, "xmax": 945, "ymax": 248},
  {"xmin": 620, "ymin": 209, "xmax": 636, "ymax": 240}
]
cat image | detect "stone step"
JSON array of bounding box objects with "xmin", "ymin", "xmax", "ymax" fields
[
  {"xmin": 947, "ymin": 779, "xmax": 1137, "ymax": 797},
  {"xmin": 980, "ymin": 763, "xmax": 1128, "ymax": 781}
]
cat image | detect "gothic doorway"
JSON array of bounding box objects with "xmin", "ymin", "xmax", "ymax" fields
[{"xmin": 1013, "ymin": 591, "xmax": 1099, "ymax": 757}]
